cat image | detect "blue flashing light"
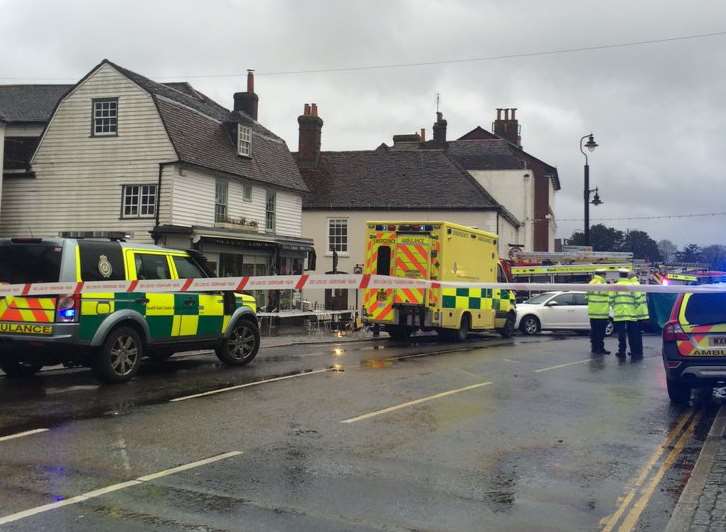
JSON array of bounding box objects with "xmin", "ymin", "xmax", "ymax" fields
[{"xmin": 60, "ymin": 308, "xmax": 76, "ymax": 319}]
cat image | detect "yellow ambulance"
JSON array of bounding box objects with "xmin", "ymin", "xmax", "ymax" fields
[{"xmin": 362, "ymin": 221, "xmax": 516, "ymax": 341}]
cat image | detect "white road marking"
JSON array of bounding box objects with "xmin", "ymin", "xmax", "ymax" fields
[
  {"xmin": 502, "ymin": 358, "xmax": 521, "ymax": 363},
  {"xmin": 341, "ymin": 381, "xmax": 493, "ymax": 424},
  {"xmin": 0, "ymin": 428, "xmax": 49, "ymax": 443},
  {"xmin": 534, "ymin": 358, "xmax": 593, "ymax": 373},
  {"xmin": 0, "ymin": 451, "xmax": 242, "ymax": 526},
  {"xmin": 170, "ymin": 368, "xmax": 331, "ymax": 402}
]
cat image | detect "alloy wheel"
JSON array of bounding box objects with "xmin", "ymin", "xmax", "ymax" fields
[{"xmin": 110, "ymin": 335, "xmax": 139, "ymax": 376}]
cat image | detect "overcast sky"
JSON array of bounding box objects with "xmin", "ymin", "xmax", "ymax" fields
[{"xmin": 2, "ymin": 0, "xmax": 725, "ymax": 247}]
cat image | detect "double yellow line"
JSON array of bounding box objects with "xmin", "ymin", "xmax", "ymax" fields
[{"xmin": 600, "ymin": 409, "xmax": 701, "ymax": 532}]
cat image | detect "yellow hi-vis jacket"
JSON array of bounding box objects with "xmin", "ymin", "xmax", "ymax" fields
[
  {"xmin": 631, "ymin": 275, "xmax": 650, "ymax": 322},
  {"xmin": 586, "ymin": 274, "xmax": 609, "ymax": 319},
  {"xmin": 611, "ymin": 278, "xmax": 635, "ymax": 322}
]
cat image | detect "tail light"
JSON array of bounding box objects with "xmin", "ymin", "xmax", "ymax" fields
[
  {"xmin": 56, "ymin": 294, "xmax": 80, "ymax": 323},
  {"xmin": 663, "ymin": 320, "xmax": 689, "ymax": 342}
]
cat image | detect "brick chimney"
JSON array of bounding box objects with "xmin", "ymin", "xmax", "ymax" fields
[
  {"xmin": 298, "ymin": 103, "xmax": 323, "ymax": 167},
  {"xmin": 233, "ymin": 69, "xmax": 259, "ymax": 120},
  {"xmin": 493, "ymin": 107, "xmax": 521, "ymax": 147},
  {"xmin": 432, "ymin": 111, "xmax": 447, "ymax": 144}
]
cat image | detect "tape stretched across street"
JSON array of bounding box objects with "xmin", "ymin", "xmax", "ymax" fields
[{"xmin": 0, "ymin": 274, "xmax": 724, "ymax": 297}]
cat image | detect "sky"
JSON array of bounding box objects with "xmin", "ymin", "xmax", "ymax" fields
[{"xmin": 2, "ymin": 0, "xmax": 725, "ymax": 247}]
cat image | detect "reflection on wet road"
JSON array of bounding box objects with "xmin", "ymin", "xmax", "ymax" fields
[{"xmin": 0, "ymin": 334, "xmax": 715, "ymax": 531}]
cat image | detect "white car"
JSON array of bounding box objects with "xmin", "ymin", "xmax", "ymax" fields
[{"xmin": 514, "ymin": 291, "xmax": 615, "ymax": 336}]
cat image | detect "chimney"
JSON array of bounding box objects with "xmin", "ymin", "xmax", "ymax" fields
[
  {"xmin": 298, "ymin": 102, "xmax": 323, "ymax": 167},
  {"xmin": 420, "ymin": 128, "xmax": 426, "ymax": 142},
  {"xmin": 493, "ymin": 107, "xmax": 521, "ymax": 147},
  {"xmin": 432, "ymin": 111, "xmax": 447, "ymax": 145},
  {"xmin": 233, "ymin": 69, "xmax": 259, "ymax": 121}
]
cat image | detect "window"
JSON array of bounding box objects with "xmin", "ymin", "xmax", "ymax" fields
[
  {"xmin": 134, "ymin": 254, "xmax": 170, "ymax": 280},
  {"xmin": 550, "ymin": 293, "xmax": 574, "ymax": 306},
  {"xmin": 122, "ymin": 184, "xmax": 157, "ymax": 218},
  {"xmin": 572, "ymin": 293, "xmax": 588, "ymax": 306},
  {"xmin": 78, "ymin": 241, "xmax": 125, "ymax": 281},
  {"xmin": 376, "ymin": 246, "xmax": 391, "ymax": 275},
  {"xmin": 328, "ymin": 218, "xmax": 348, "ymax": 254},
  {"xmin": 238, "ymin": 124, "xmax": 252, "ymax": 157},
  {"xmin": 215, "ymin": 180, "xmax": 228, "ymax": 223},
  {"xmin": 243, "ymin": 183, "xmax": 252, "ymax": 202},
  {"xmin": 0, "ymin": 242, "xmax": 62, "ymax": 284},
  {"xmin": 173, "ymin": 256, "xmax": 207, "ymax": 279},
  {"xmin": 92, "ymin": 98, "xmax": 118, "ymax": 136},
  {"xmin": 685, "ymin": 293, "xmax": 726, "ymax": 326},
  {"xmin": 265, "ymin": 190, "xmax": 276, "ymax": 231}
]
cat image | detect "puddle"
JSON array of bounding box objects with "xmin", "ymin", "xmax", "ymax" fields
[{"xmin": 361, "ymin": 359, "xmax": 396, "ymax": 369}]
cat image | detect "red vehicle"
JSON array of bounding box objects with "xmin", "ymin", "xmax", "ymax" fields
[{"xmin": 662, "ymin": 290, "xmax": 726, "ymax": 403}]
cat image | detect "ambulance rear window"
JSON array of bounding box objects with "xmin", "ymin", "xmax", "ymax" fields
[
  {"xmin": 684, "ymin": 293, "xmax": 726, "ymax": 326},
  {"xmin": 377, "ymin": 246, "xmax": 391, "ymax": 275},
  {"xmin": 0, "ymin": 242, "xmax": 62, "ymax": 284}
]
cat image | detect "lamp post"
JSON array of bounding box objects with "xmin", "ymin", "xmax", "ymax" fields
[{"xmin": 580, "ymin": 133, "xmax": 601, "ymax": 245}]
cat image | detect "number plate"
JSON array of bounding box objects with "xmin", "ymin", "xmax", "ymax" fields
[
  {"xmin": 0, "ymin": 322, "xmax": 54, "ymax": 336},
  {"xmin": 710, "ymin": 336, "xmax": 726, "ymax": 347}
]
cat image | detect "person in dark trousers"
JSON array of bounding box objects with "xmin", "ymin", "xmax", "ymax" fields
[
  {"xmin": 611, "ymin": 269, "xmax": 635, "ymax": 359},
  {"xmin": 628, "ymin": 273, "xmax": 648, "ymax": 360},
  {"xmin": 587, "ymin": 269, "xmax": 610, "ymax": 355}
]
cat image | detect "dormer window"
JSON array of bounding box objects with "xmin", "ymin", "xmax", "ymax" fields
[{"xmin": 238, "ymin": 124, "xmax": 252, "ymax": 157}]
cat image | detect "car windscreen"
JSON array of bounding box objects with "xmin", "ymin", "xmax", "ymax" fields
[
  {"xmin": 684, "ymin": 292, "xmax": 726, "ymax": 326},
  {"xmin": 525, "ymin": 292, "xmax": 556, "ymax": 305},
  {"xmin": 0, "ymin": 242, "xmax": 63, "ymax": 284}
]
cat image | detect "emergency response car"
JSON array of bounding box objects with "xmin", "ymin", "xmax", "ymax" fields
[
  {"xmin": 662, "ymin": 291, "xmax": 726, "ymax": 403},
  {"xmin": 362, "ymin": 221, "xmax": 516, "ymax": 341},
  {"xmin": 0, "ymin": 238, "xmax": 259, "ymax": 383}
]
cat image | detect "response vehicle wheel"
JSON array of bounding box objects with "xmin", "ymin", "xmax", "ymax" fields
[
  {"xmin": 667, "ymin": 379, "xmax": 692, "ymax": 405},
  {"xmin": 605, "ymin": 320, "xmax": 615, "ymax": 337},
  {"xmin": 93, "ymin": 326, "xmax": 143, "ymax": 384},
  {"xmin": 216, "ymin": 318, "xmax": 260, "ymax": 366},
  {"xmin": 520, "ymin": 315, "xmax": 541, "ymax": 336},
  {"xmin": 387, "ymin": 326, "xmax": 411, "ymax": 341},
  {"xmin": 0, "ymin": 360, "xmax": 43, "ymax": 378},
  {"xmin": 497, "ymin": 314, "xmax": 516, "ymax": 338}
]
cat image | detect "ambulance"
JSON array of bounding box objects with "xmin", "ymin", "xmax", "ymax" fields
[{"xmin": 362, "ymin": 221, "xmax": 516, "ymax": 341}]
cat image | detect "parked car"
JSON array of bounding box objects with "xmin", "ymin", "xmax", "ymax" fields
[
  {"xmin": 0, "ymin": 238, "xmax": 260, "ymax": 383},
  {"xmin": 662, "ymin": 291, "xmax": 726, "ymax": 404},
  {"xmin": 515, "ymin": 291, "xmax": 615, "ymax": 336}
]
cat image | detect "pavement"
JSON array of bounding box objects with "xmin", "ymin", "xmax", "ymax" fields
[{"xmin": 0, "ymin": 332, "xmax": 718, "ymax": 531}]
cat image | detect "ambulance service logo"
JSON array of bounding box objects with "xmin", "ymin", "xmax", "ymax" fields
[{"xmin": 98, "ymin": 255, "xmax": 113, "ymax": 278}]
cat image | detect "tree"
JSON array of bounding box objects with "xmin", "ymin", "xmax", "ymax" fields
[
  {"xmin": 657, "ymin": 239, "xmax": 678, "ymax": 263},
  {"xmin": 676, "ymin": 244, "xmax": 703, "ymax": 263},
  {"xmin": 700, "ymin": 245, "xmax": 726, "ymax": 271},
  {"xmin": 620, "ymin": 230, "xmax": 662, "ymax": 262},
  {"xmin": 567, "ymin": 224, "xmax": 624, "ymax": 251}
]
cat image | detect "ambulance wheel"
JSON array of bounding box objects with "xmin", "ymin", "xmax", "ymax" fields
[
  {"xmin": 497, "ymin": 314, "xmax": 516, "ymax": 339},
  {"xmin": 387, "ymin": 326, "xmax": 411, "ymax": 341},
  {"xmin": 93, "ymin": 326, "xmax": 143, "ymax": 384},
  {"xmin": 667, "ymin": 379, "xmax": 692, "ymax": 405},
  {"xmin": 216, "ymin": 318, "xmax": 260, "ymax": 366},
  {"xmin": 0, "ymin": 360, "xmax": 43, "ymax": 378},
  {"xmin": 454, "ymin": 314, "xmax": 470, "ymax": 342},
  {"xmin": 520, "ymin": 315, "xmax": 541, "ymax": 336}
]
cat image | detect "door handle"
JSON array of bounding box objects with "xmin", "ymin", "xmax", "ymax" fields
[
  {"xmin": 135, "ymin": 298, "xmax": 149, "ymax": 305},
  {"xmin": 184, "ymin": 299, "xmax": 195, "ymax": 306}
]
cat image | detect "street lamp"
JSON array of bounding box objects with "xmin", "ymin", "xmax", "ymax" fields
[{"xmin": 580, "ymin": 133, "xmax": 602, "ymax": 245}]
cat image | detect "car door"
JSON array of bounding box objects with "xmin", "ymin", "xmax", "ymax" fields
[
  {"xmin": 127, "ymin": 250, "xmax": 178, "ymax": 341},
  {"xmin": 171, "ymin": 255, "xmax": 225, "ymax": 339},
  {"xmin": 543, "ymin": 293, "xmax": 575, "ymax": 329},
  {"xmin": 571, "ymin": 292, "xmax": 590, "ymax": 330}
]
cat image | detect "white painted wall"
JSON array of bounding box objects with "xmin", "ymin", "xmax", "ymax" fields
[
  {"xmin": 171, "ymin": 164, "xmax": 302, "ymax": 237},
  {"xmin": 301, "ymin": 209, "xmax": 515, "ymax": 309},
  {"xmin": 0, "ymin": 63, "xmax": 176, "ymax": 242},
  {"xmin": 468, "ymin": 168, "xmax": 533, "ymax": 251}
]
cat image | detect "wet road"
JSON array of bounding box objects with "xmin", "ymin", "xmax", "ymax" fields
[{"xmin": 0, "ymin": 334, "xmax": 716, "ymax": 531}]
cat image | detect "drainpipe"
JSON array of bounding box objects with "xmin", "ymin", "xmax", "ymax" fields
[{"xmin": 153, "ymin": 161, "xmax": 177, "ymax": 245}]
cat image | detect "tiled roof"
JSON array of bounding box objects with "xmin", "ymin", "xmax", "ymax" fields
[
  {"xmin": 0, "ymin": 84, "xmax": 72, "ymax": 123},
  {"xmin": 297, "ymin": 149, "xmax": 503, "ymax": 211},
  {"xmin": 445, "ymin": 139, "xmax": 526, "ymax": 171}
]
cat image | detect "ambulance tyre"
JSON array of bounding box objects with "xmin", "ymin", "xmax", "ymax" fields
[
  {"xmin": 452, "ymin": 313, "xmax": 470, "ymax": 342},
  {"xmin": 93, "ymin": 325, "xmax": 144, "ymax": 384},
  {"xmin": 497, "ymin": 313, "xmax": 516, "ymax": 339},
  {"xmin": 0, "ymin": 360, "xmax": 43, "ymax": 378},
  {"xmin": 216, "ymin": 318, "xmax": 260, "ymax": 366},
  {"xmin": 667, "ymin": 379, "xmax": 692, "ymax": 405}
]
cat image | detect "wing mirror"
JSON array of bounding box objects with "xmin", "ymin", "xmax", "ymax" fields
[{"xmin": 545, "ymin": 301, "xmax": 559, "ymax": 307}]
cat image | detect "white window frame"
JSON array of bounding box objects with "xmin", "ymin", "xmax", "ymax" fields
[
  {"xmin": 215, "ymin": 179, "xmax": 228, "ymax": 223},
  {"xmin": 121, "ymin": 184, "xmax": 157, "ymax": 218},
  {"xmin": 265, "ymin": 190, "xmax": 276, "ymax": 232},
  {"xmin": 242, "ymin": 183, "xmax": 253, "ymax": 202},
  {"xmin": 238, "ymin": 124, "xmax": 252, "ymax": 157},
  {"xmin": 92, "ymin": 98, "xmax": 118, "ymax": 136},
  {"xmin": 327, "ymin": 218, "xmax": 349, "ymax": 255}
]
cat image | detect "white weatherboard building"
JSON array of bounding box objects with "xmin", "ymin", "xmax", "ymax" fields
[{"xmin": 0, "ymin": 60, "xmax": 313, "ymax": 309}]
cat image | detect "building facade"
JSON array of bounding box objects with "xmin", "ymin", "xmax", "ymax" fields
[{"xmin": 0, "ymin": 60, "xmax": 312, "ymax": 310}]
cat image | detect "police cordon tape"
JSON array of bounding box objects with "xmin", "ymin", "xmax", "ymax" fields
[{"xmin": 0, "ymin": 274, "xmax": 724, "ymax": 297}]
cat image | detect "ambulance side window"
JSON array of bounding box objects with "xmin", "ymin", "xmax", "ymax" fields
[
  {"xmin": 134, "ymin": 254, "xmax": 171, "ymax": 280},
  {"xmin": 377, "ymin": 246, "xmax": 391, "ymax": 275}
]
